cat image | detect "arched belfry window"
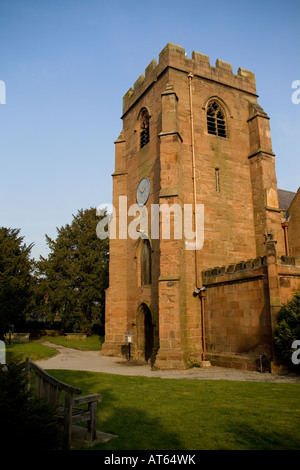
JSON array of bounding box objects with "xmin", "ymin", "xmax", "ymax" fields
[
  {"xmin": 141, "ymin": 239, "xmax": 151, "ymax": 286},
  {"xmin": 207, "ymin": 101, "xmax": 226, "ymax": 138},
  {"xmin": 139, "ymin": 108, "xmax": 150, "ymax": 149}
]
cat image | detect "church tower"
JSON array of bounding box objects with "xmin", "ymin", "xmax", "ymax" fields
[{"xmin": 101, "ymin": 43, "xmax": 287, "ymax": 370}]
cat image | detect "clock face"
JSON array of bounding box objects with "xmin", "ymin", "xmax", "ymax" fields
[{"xmin": 137, "ymin": 177, "xmax": 150, "ymax": 206}]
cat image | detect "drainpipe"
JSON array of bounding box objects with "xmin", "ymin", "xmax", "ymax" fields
[
  {"xmin": 188, "ymin": 72, "xmax": 199, "ymax": 289},
  {"xmin": 188, "ymin": 74, "xmax": 209, "ymax": 366},
  {"xmin": 281, "ymin": 221, "xmax": 290, "ymax": 256},
  {"xmin": 199, "ymin": 288, "xmax": 207, "ymax": 361}
]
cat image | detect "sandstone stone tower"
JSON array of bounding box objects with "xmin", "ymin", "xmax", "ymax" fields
[{"xmin": 101, "ymin": 43, "xmax": 300, "ymax": 370}]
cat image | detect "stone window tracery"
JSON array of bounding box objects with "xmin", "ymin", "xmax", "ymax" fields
[{"xmin": 207, "ymin": 101, "xmax": 226, "ymax": 138}]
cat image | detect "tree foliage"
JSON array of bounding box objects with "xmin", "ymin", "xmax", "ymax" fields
[
  {"xmin": 0, "ymin": 361, "xmax": 61, "ymax": 450},
  {"xmin": 35, "ymin": 208, "xmax": 109, "ymax": 333},
  {"xmin": 0, "ymin": 227, "xmax": 33, "ymax": 336},
  {"xmin": 274, "ymin": 290, "xmax": 300, "ymax": 369}
]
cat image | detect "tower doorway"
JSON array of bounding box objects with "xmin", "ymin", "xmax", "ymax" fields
[{"xmin": 136, "ymin": 303, "xmax": 154, "ymax": 363}]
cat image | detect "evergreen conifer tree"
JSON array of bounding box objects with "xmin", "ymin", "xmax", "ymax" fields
[
  {"xmin": 35, "ymin": 208, "xmax": 109, "ymax": 333},
  {"xmin": 0, "ymin": 227, "xmax": 33, "ymax": 337}
]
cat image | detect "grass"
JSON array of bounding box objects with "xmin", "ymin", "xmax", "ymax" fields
[
  {"xmin": 5, "ymin": 335, "xmax": 103, "ymax": 362},
  {"xmin": 41, "ymin": 334, "xmax": 104, "ymax": 351},
  {"xmin": 5, "ymin": 341, "xmax": 59, "ymax": 362},
  {"xmin": 49, "ymin": 369, "xmax": 300, "ymax": 451},
  {"xmin": 4, "ymin": 339, "xmax": 300, "ymax": 450}
]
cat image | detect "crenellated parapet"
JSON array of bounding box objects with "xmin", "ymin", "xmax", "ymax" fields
[
  {"xmin": 202, "ymin": 256, "xmax": 267, "ymax": 280},
  {"xmin": 279, "ymin": 255, "xmax": 300, "ymax": 266},
  {"xmin": 202, "ymin": 255, "xmax": 300, "ymax": 281},
  {"xmin": 122, "ymin": 42, "xmax": 257, "ymax": 116}
]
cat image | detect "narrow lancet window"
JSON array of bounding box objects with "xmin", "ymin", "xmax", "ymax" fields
[
  {"xmin": 215, "ymin": 168, "xmax": 220, "ymax": 192},
  {"xmin": 140, "ymin": 109, "xmax": 150, "ymax": 149},
  {"xmin": 141, "ymin": 239, "xmax": 152, "ymax": 285}
]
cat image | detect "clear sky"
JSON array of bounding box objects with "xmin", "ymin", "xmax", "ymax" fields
[{"xmin": 0, "ymin": 0, "xmax": 299, "ymax": 260}]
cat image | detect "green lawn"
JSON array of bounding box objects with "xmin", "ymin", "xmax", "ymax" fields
[
  {"xmin": 5, "ymin": 341, "xmax": 59, "ymax": 362},
  {"xmin": 4, "ymin": 339, "xmax": 300, "ymax": 450},
  {"xmin": 40, "ymin": 334, "xmax": 104, "ymax": 351},
  {"xmin": 5, "ymin": 335, "xmax": 103, "ymax": 362},
  {"xmin": 49, "ymin": 369, "xmax": 300, "ymax": 451}
]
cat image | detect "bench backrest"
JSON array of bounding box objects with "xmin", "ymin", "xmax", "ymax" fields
[{"xmin": 25, "ymin": 358, "xmax": 82, "ymax": 410}]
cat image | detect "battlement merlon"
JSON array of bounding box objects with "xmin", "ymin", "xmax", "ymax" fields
[
  {"xmin": 122, "ymin": 43, "xmax": 257, "ymax": 116},
  {"xmin": 202, "ymin": 255, "xmax": 300, "ymax": 281}
]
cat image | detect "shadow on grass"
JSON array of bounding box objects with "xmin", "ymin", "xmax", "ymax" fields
[
  {"xmin": 223, "ymin": 421, "xmax": 300, "ymax": 450},
  {"xmin": 49, "ymin": 370, "xmax": 184, "ymax": 450},
  {"xmin": 49, "ymin": 370, "xmax": 300, "ymax": 451},
  {"xmin": 91, "ymin": 391, "xmax": 184, "ymax": 450},
  {"xmin": 72, "ymin": 385, "xmax": 184, "ymax": 449}
]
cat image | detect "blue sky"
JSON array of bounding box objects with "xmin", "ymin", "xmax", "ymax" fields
[{"xmin": 0, "ymin": 0, "xmax": 299, "ymax": 260}]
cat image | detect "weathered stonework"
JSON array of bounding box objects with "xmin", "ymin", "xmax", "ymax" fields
[
  {"xmin": 101, "ymin": 43, "xmax": 300, "ymax": 371},
  {"xmin": 202, "ymin": 251, "xmax": 300, "ymax": 370}
]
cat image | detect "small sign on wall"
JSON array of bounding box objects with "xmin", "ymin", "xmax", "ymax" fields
[{"xmin": 124, "ymin": 332, "xmax": 133, "ymax": 343}]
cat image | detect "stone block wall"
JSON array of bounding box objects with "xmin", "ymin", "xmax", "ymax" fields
[
  {"xmin": 202, "ymin": 255, "xmax": 300, "ymax": 370},
  {"xmin": 202, "ymin": 257, "xmax": 271, "ymax": 365},
  {"xmin": 288, "ymin": 188, "xmax": 300, "ymax": 257}
]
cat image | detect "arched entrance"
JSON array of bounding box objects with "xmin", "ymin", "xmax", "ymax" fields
[{"xmin": 136, "ymin": 303, "xmax": 154, "ymax": 363}]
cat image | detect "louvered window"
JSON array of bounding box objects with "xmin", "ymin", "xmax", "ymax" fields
[
  {"xmin": 140, "ymin": 109, "xmax": 150, "ymax": 149},
  {"xmin": 207, "ymin": 102, "xmax": 226, "ymax": 138}
]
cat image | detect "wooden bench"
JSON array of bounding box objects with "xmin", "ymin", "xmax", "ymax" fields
[{"xmin": 23, "ymin": 358, "xmax": 102, "ymax": 449}]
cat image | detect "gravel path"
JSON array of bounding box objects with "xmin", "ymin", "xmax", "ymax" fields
[{"xmin": 35, "ymin": 342, "xmax": 300, "ymax": 383}]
